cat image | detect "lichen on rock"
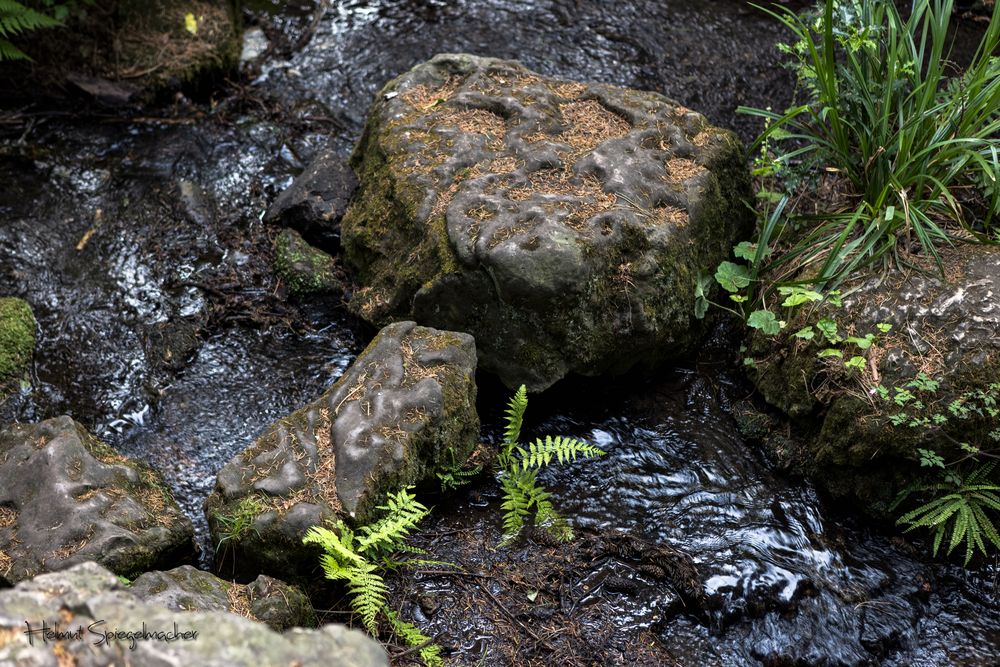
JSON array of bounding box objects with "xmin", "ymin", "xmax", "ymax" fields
[
  {"xmin": 206, "ymin": 321, "xmax": 478, "ymax": 581},
  {"xmin": 342, "ymin": 53, "xmax": 753, "ymax": 390}
]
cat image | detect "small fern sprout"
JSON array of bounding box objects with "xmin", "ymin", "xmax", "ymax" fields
[{"xmin": 497, "ymin": 384, "xmax": 606, "ymax": 544}]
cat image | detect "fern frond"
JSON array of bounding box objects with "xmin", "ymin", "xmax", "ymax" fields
[
  {"xmin": 303, "ymin": 524, "xmax": 365, "ymax": 565},
  {"xmin": 344, "ymin": 564, "xmax": 388, "ymax": 635},
  {"xmin": 385, "ymin": 610, "xmax": 443, "ymax": 667},
  {"xmin": 499, "ymin": 469, "xmax": 534, "ymax": 541},
  {"xmin": 0, "ymin": 36, "xmax": 26, "ymax": 59},
  {"xmin": 356, "ymin": 487, "xmax": 430, "ymax": 554},
  {"xmin": 518, "ymin": 435, "xmax": 606, "ymax": 469},
  {"xmin": 503, "ymin": 384, "xmax": 528, "ymax": 451}
]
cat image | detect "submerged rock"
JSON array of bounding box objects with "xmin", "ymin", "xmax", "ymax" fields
[
  {"xmin": 0, "ymin": 417, "xmax": 196, "ymax": 585},
  {"xmin": 748, "ymin": 247, "xmax": 1000, "ymax": 514},
  {"xmin": 0, "ymin": 296, "xmax": 35, "ymax": 397},
  {"xmin": 274, "ymin": 228, "xmax": 344, "ymax": 297},
  {"xmin": 265, "ymin": 150, "xmax": 358, "ymax": 251},
  {"xmin": 342, "ymin": 53, "xmax": 752, "ymax": 390},
  {"xmin": 131, "ymin": 565, "xmax": 315, "ymax": 631},
  {"xmin": 206, "ymin": 321, "xmax": 478, "ymax": 580},
  {"xmin": 0, "ymin": 562, "xmax": 387, "ymax": 666}
]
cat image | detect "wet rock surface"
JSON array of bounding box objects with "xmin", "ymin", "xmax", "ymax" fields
[
  {"xmin": 131, "ymin": 565, "xmax": 315, "ymax": 631},
  {"xmin": 207, "ymin": 321, "xmax": 478, "ymax": 580},
  {"xmin": 0, "ymin": 417, "xmax": 195, "ymax": 585},
  {"xmin": 750, "ymin": 246, "xmax": 1000, "ymax": 513},
  {"xmin": 0, "ymin": 562, "xmax": 387, "ymax": 667},
  {"xmin": 343, "ymin": 53, "xmax": 752, "ymax": 391},
  {"xmin": 264, "ymin": 150, "xmax": 358, "ymax": 252}
]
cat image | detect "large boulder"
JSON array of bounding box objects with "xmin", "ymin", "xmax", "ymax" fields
[
  {"xmin": 207, "ymin": 321, "xmax": 478, "ymax": 580},
  {"xmin": 130, "ymin": 565, "xmax": 315, "ymax": 631},
  {"xmin": 0, "ymin": 562, "xmax": 387, "ymax": 666},
  {"xmin": 342, "ymin": 53, "xmax": 752, "ymax": 390},
  {"xmin": 0, "ymin": 417, "xmax": 196, "ymax": 585},
  {"xmin": 746, "ymin": 246, "xmax": 1000, "ymax": 514}
]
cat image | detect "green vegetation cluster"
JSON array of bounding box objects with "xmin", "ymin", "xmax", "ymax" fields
[
  {"xmin": 300, "ymin": 385, "xmax": 604, "ymax": 665},
  {"xmin": 696, "ymin": 0, "xmax": 1000, "ymax": 566},
  {"xmin": 0, "ymin": 1, "xmax": 84, "ymax": 60}
]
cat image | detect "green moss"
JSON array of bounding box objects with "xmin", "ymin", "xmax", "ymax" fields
[
  {"xmin": 0, "ymin": 297, "xmax": 36, "ymax": 392},
  {"xmin": 274, "ymin": 228, "xmax": 340, "ymax": 296}
]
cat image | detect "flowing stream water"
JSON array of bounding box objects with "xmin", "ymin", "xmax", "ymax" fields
[{"xmin": 1, "ymin": 1, "xmax": 998, "ymax": 665}]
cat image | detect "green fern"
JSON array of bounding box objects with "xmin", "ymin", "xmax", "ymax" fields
[
  {"xmin": 497, "ymin": 384, "xmax": 605, "ymax": 543},
  {"xmin": 385, "ymin": 610, "xmax": 443, "ymax": 667},
  {"xmin": 0, "ymin": 0, "xmax": 61, "ymax": 61},
  {"xmin": 893, "ymin": 462, "xmax": 1000, "ymax": 566},
  {"xmin": 303, "ymin": 487, "xmax": 442, "ymax": 663},
  {"xmin": 436, "ymin": 447, "xmax": 483, "ymax": 492}
]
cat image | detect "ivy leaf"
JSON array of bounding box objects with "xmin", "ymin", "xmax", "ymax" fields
[
  {"xmin": 876, "ymin": 322, "xmax": 893, "ymax": 333},
  {"xmin": 715, "ymin": 261, "xmax": 751, "ymax": 293},
  {"xmin": 747, "ymin": 309, "xmax": 784, "ymax": 336},
  {"xmin": 844, "ymin": 355, "xmax": 866, "ymax": 371},
  {"xmin": 733, "ymin": 241, "xmax": 758, "ymax": 261},
  {"xmin": 846, "ymin": 334, "xmax": 876, "ymax": 350}
]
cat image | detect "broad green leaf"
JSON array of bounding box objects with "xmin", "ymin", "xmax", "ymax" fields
[
  {"xmin": 793, "ymin": 326, "xmax": 815, "ymax": 340},
  {"xmin": 715, "ymin": 261, "xmax": 751, "ymax": 293},
  {"xmin": 747, "ymin": 309, "xmax": 784, "ymax": 335}
]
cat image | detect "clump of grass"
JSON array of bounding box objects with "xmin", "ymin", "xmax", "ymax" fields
[{"xmin": 740, "ymin": 0, "xmax": 1000, "ymax": 288}]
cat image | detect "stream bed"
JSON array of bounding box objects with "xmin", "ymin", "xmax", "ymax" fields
[{"xmin": 2, "ymin": 1, "xmax": 999, "ymax": 665}]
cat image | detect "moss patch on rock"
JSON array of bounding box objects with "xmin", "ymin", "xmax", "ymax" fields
[
  {"xmin": 274, "ymin": 228, "xmax": 343, "ymax": 296},
  {"xmin": 0, "ymin": 297, "xmax": 35, "ymax": 399}
]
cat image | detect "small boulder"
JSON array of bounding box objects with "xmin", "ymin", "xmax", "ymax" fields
[
  {"xmin": 131, "ymin": 565, "xmax": 315, "ymax": 631},
  {"xmin": 274, "ymin": 228, "xmax": 344, "ymax": 296},
  {"xmin": 0, "ymin": 417, "xmax": 196, "ymax": 585},
  {"xmin": 0, "ymin": 562, "xmax": 387, "ymax": 666},
  {"xmin": 342, "ymin": 53, "xmax": 752, "ymax": 390},
  {"xmin": 265, "ymin": 150, "xmax": 358, "ymax": 251},
  {"xmin": 207, "ymin": 321, "xmax": 478, "ymax": 580}
]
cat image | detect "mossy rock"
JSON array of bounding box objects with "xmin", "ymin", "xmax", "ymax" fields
[
  {"xmin": 0, "ymin": 0, "xmax": 241, "ymax": 104},
  {"xmin": 206, "ymin": 321, "xmax": 479, "ymax": 582},
  {"xmin": 747, "ymin": 246, "xmax": 1000, "ymax": 516},
  {"xmin": 0, "ymin": 297, "xmax": 35, "ymax": 398},
  {"xmin": 341, "ymin": 53, "xmax": 753, "ymax": 391},
  {"xmin": 0, "ymin": 562, "xmax": 387, "ymax": 666},
  {"xmin": 0, "ymin": 416, "xmax": 196, "ymax": 585},
  {"xmin": 274, "ymin": 228, "xmax": 343, "ymax": 296},
  {"xmin": 131, "ymin": 565, "xmax": 316, "ymax": 631}
]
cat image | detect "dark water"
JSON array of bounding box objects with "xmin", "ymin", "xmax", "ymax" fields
[{"xmin": 1, "ymin": 0, "xmax": 998, "ymax": 664}]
